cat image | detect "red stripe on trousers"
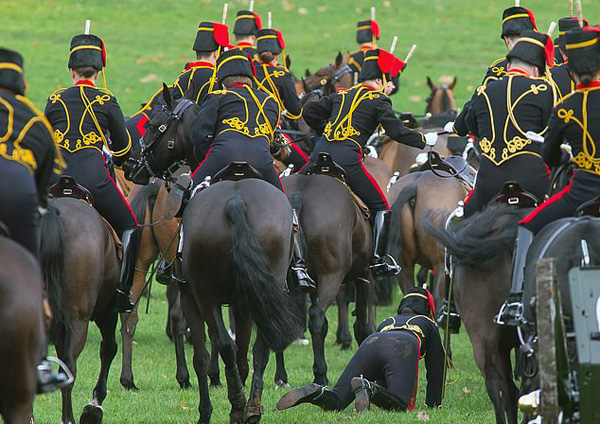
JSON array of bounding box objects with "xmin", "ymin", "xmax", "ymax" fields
[
  {"xmin": 463, "ymin": 185, "xmax": 476, "ymax": 206},
  {"xmin": 191, "ymin": 145, "xmax": 214, "ymax": 179},
  {"xmin": 408, "ymin": 336, "xmax": 422, "ymax": 411},
  {"xmin": 273, "ymin": 165, "xmax": 286, "ymax": 194},
  {"xmin": 104, "ymin": 167, "xmax": 139, "ymax": 226},
  {"xmin": 519, "ymin": 179, "xmax": 574, "ymax": 225},
  {"xmin": 281, "ymin": 132, "xmax": 309, "ymax": 161},
  {"xmin": 358, "ymin": 152, "xmax": 390, "ymax": 210}
]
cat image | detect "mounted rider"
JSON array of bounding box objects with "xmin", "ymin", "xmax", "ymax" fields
[
  {"xmin": 254, "ymin": 27, "xmax": 309, "ymax": 170},
  {"xmin": 174, "ymin": 49, "xmax": 316, "ymax": 292},
  {"xmin": 231, "ymin": 9, "xmax": 262, "ymax": 58},
  {"xmin": 302, "ymin": 49, "xmax": 434, "ymax": 278},
  {"xmin": 125, "ymin": 22, "xmax": 229, "ymax": 144},
  {"xmin": 498, "ymin": 25, "xmax": 600, "ymax": 326},
  {"xmin": 0, "ymin": 48, "xmax": 70, "ymax": 393},
  {"xmin": 44, "ymin": 33, "xmax": 139, "ymax": 312},
  {"xmin": 455, "ymin": 30, "xmax": 557, "ymax": 218},
  {"xmin": 347, "ymin": 19, "xmax": 380, "ymax": 78},
  {"xmin": 550, "ymin": 17, "xmax": 588, "ymax": 101}
]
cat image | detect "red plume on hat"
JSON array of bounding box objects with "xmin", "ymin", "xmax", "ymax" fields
[
  {"xmin": 524, "ymin": 8, "xmax": 537, "ymax": 31},
  {"xmin": 544, "ymin": 34, "xmax": 555, "ymax": 68},
  {"xmin": 253, "ymin": 12, "xmax": 263, "ymax": 30},
  {"xmin": 391, "ymin": 57, "xmax": 406, "ymax": 77},
  {"xmin": 584, "ymin": 25, "xmax": 600, "ymax": 34},
  {"xmin": 377, "ymin": 49, "xmax": 394, "ymax": 74},
  {"xmin": 212, "ymin": 23, "xmax": 230, "ymax": 47},
  {"xmin": 100, "ymin": 37, "xmax": 107, "ymax": 66},
  {"xmin": 370, "ymin": 20, "xmax": 380, "ymax": 38},
  {"xmin": 275, "ymin": 29, "xmax": 286, "ymax": 50},
  {"xmin": 426, "ymin": 289, "xmax": 436, "ymax": 318}
]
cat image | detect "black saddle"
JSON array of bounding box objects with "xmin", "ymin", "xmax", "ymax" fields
[
  {"xmin": 49, "ymin": 175, "xmax": 95, "ymax": 206},
  {"xmin": 212, "ymin": 162, "xmax": 264, "ymax": 184},
  {"xmin": 575, "ymin": 196, "xmax": 600, "ymax": 217},
  {"xmin": 491, "ymin": 181, "xmax": 539, "ymax": 208},
  {"xmin": 419, "ymin": 151, "xmax": 475, "ymax": 190},
  {"xmin": 306, "ymin": 152, "xmax": 347, "ymax": 184}
]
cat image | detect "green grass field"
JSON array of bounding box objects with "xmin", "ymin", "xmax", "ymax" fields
[{"xmin": 5, "ymin": 0, "xmax": 600, "ymax": 422}]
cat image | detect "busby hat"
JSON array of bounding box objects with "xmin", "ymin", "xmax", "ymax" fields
[
  {"xmin": 506, "ymin": 30, "xmax": 554, "ymax": 72},
  {"xmin": 216, "ymin": 49, "xmax": 255, "ymax": 85},
  {"xmin": 0, "ymin": 48, "xmax": 25, "ymax": 95},
  {"xmin": 68, "ymin": 34, "xmax": 105, "ymax": 71},
  {"xmin": 566, "ymin": 27, "xmax": 600, "ymax": 75},
  {"xmin": 558, "ymin": 17, "xmax": 588, "ymax": 51},
  {"xmin": 256, "ymin": 28, "xmax": 285, "ymax": 55},
  {"xmin": 501, "ymin": 6, "xmax": 537, "ymax": 39},
  {"xmin": 398, "ymin": 287, "xmax": 436, "ymax": 318},
  {"xmin": 193, "ymin": 22, "xmax": 230, "ymax": 53},
  {"xmin": 359, "ymin": 49, "xmax": 405, "ymax": 82},
  {"xmin": 233, "ymin": 10, "xmax": 262, "ymax": 36},
  {"xmin": 356, "ymin": 19, "xmax": 380, "ymax": 44}
]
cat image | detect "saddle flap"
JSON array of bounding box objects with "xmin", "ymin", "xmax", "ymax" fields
[
  {"xmin": 491, "ymin": 181, "xmax": 539, "ymax": 209},
  {"xmin": 49, "ymin": 175, "xmax": 95, "ymax": 206},
  {"xmin": 575, "ymin": 196, "xmax": 600, "ymax": 217},
  {"xmin": 306, "ymin": 152, "xmax": 347, "ymax": 184},
  {"xmin": 212, "ymin": 162, "xmax": 264, "ymax": 184}
]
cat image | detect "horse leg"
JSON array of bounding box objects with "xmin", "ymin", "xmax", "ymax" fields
[
  {"xmin": 308, "ymin": 275, "xmax": 339, "ymax": 386},
  {"xmin": 2, "ymin": 401, "xmax": 33, "ymax": 424},
  {"xmin": 167, "ymin": 284, "xmax": 191, "ymax": 389},
  {"xmin": 273, "ymin": 351, "xmax": 289, "ymax": 388},
  {"xmin": 472, "ymin": 339, "xmax": 508, "ymax": 424},
  {"xmin": 233, "ymin": 307, "xmax": 251, "ymax": 386},
  {"xmin": 119, "ymin": 307, "xmax": 139, "ymax": 390},
  {"xmin": 56, "ymin": 320, "xmax": 89, "ymax": 424},
  {"xmin": 498, "ymin": 345, "xmax": 519, "ymax": 424},
  {"xmin": 398, "ymin": 260, "xmax": 415, "ymax": 293},
  {"xmin": 207, "ymin": 326, "xmax": 221, "ymax": 387},
  {"xmin": 335, "ymin": 286, "xmax": 352, "ymax": 349},
  {"xmin": 80, "ymin": 310, "xmax": 118, "ymax": 424},
  {"xmin": 244, "ymin": 335, "xmax": 270, "ymax": 424},
  {"xmin": 203, "ymin": 304, "xmax": 246, "ymax": 424},
  {"xmin": 353, "ymin": 277, "xmax": 372, "ymax": 345},
  {"xmin": 180, "ymin": 288, "xmax": 212, "ymax": 424}
]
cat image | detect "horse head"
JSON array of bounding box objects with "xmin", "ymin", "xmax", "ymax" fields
[
  {"xmin": 425, "ymin": 76, "xmax": 457, "ymax": 116},
  {"xmin": 301, "ymin": 51, "xmax": 353, "ymax": 96},
  {"xmin": 131, "ymin": 83, "xmax": 199, "ymax": 184}
]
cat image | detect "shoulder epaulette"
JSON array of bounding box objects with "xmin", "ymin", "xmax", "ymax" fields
[
  {"xmin": 49, "ymin": 87, "xmax": 67, "ymax": 97},
  {"xmin": 210, "ymin": 89, "xmax": 228, "ymax": 95},
  {"xmin": 490, "ymin": 57, "xmax": 506, "ymax": 67}
]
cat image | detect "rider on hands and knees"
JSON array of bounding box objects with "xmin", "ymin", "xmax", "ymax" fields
[
  {"xmin": 302, "ymin": 49, "xmax": 432, "ymax": 278},
  {"xmin": 44, "ymin": 33, "xmax": 139, "ymax": 312},
  {"xmin": 498, "ymin": 26, "xmax": 600, "ymax": 326},
  {"xmin": 0, "ymin": 48, "xmax": 70, "ymax": 393},
  {"xmin": 276, "ymin": 287, "xmax": 444, "ymax": 413}
]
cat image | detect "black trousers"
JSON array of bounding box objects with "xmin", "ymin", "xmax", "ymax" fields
[
  {"xmin": 280, "ymin": 133, "xmax": 309, "ymax": 171},
  {"xmin": 301, "ymin": 138, "xmax": 389, "ymax": 213},
  {"xmin": 191, "ymin": 136, "xmax": 284, "ymax": 191},
  {"xmin": 0, "ymin": 157, "xmax": 39, "ymax": 256},
  {"xmin": 330, "ymin": 330, "xmax": 418, "ymax": 411},
  {"xmin": 52, "ymin": 149, "xmax": 137, "ymax": 238},
  {"xmin": 465, "ymin": 156, "xmax": 550, "ymax": 217},
  {"xmin": 521, "ymin": 171, "xmax": 600, "ymax": 234}
]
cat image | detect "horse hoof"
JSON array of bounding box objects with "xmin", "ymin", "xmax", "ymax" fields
[
  {"xmin": 209, "ymin": 379, "xmax": 221, "ymax": 387},
  {"xmin": 80, "ymin": 403, "xmax": 103, "ymax": 424},
  {"xmin": 179, "ymin": 379, "xmax": 192, "ymax": 389},
  {"xmin": 275, "ymin": 381, "xmax": 291, "ymax": 390},
  {"xmin": 120, "ymin": 378, "xmax": 139, "ymax": 391}
]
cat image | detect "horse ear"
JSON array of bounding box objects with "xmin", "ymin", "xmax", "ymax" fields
[
  {"xmin": 302, "ymin": 78, "xmax": 310, "ymax": 94},
  {"xmin": 285, "ymin": 55, "xmax": 292, "ymax": 70},
  {"xmin": 305, "ymin": 68, "xmax": 311, "ymax": 77},
  {"xmin": 162, "ymin": 83, "xmax": 173, "ymax": 109},
  {"xmin": 184, "ymin": 80, "xmax": 196, "ymax": 100},
  {"xmin": 449, "ymin": 76, "xmax": 458, "ymax": 90},
  {"xmin": 335, "ymin": 51, "xmax": 343, "ymax": 68},
  {"xmin": 426, "ymin": 77, "xmax": 436, "ymax": 91}
]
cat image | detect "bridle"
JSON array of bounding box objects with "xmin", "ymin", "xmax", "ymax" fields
[
  {"xmin": 139, "ymin": 98, "xmax": 195, "ymax": 180},
  {"xmin": 302, "ymin": 63, "xmax": 353, "ymax": 93}
]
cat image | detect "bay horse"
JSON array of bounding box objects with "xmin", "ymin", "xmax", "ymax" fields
[
  {"xmin": 425, "ymin": 203, "xmax": 526, "ymax": 424},
  {"xmin": 41, "ymin": 197, "xmax": 120, "ymax": 424},
  {"xmin": 300, "ymin": 52, "xmax": 353, "ymax": 96},
  {"xmin": 283, "ymin": 173, "xmax": 374, "ymax": 385},
  {"xmin": 0, "ymin": 236, "xmax": 46, "ymax": 424}
]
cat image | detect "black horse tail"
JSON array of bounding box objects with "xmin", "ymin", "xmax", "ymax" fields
[
  {"xmin": 40, "ymin": 204, "xmax": 69, "ymax": 331},
  {"xmin": 129, "ymin": 179, "xmax": 161, "ymax": 225},
  {"xmin": 225, "ymin": 195, "xmax": 299, "ymax": 351},
  {"xmin": 423, "ymin": 203, "xmax": 522, "ymax": 265}
]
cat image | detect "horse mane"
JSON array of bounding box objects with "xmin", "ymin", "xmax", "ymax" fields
[
  {"xmin": 424, "ymin": 203, "xmax": 523, "ymax": 265},
  {"xmin": 129, "ymin": 179, "xmax": 162, "ymax": 225}
]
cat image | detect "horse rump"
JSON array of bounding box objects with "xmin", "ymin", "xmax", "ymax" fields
[{"xmin": 225, "ymin": 195, "xmax": 300, "ymax": 352}]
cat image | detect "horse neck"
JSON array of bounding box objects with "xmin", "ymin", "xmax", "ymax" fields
[{"xmin": 428, "ymin": 88, "xmax": 456, "ymax": 115}]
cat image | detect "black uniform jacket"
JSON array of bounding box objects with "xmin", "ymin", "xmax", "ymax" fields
[
  {"xmin": 303, "ymin": 84, "xmax": 425, "ymax": 150},
  {"xmin": 549, "ymin": 62, "xmax": 575, "ymax": 103},
  {"xmin": 231, "ymin": 42, "xmax": 258, "ymax": 59},
  {"xmin": 377, "ymin": 314, "xmax": 444, "ymax": 408},
  {"xmin": 45, "ymin": 82, "xmax": 131, "ymax": 166},
  {"xmin": 254, "ymin": 63, "xmax": 301, "ymax": 120},
  {"xmin": 456, "ymin": 72, "xmax": 556, "ymax": 166},
  {"xmin": 190, "ymin": 83, "xmax": 280, "ymax": 155},
  {"xmin": 543, "ymin": 83, "xmax": 600, "ymax": 175},
  {"xmin": 347, "ymin": 46, "xmax": 372, "ymax": 74},
  {"xmin": 1, "ymin": 91, "xmax": 64, "ymax": 200},
  {"xmin": 482, "ymin": 57, "xmax": 509, "ymax": 85}
]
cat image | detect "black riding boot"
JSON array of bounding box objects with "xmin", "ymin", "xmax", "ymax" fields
[
  {"xmin": 171, "ymin": 252, "xmax": 187, "ymax": 284},
  {"xmin": 436, "ymin": 299, "xmax": 461, "ymax": 334},
  {"xmin": 276, "ymin": 384, "xmax": 339, "ymax": 411},
  {"xmin": 288, "ymin": 210, "xmax": 316, "ymax": 293},
  {"xmin": 495, "ymin": 226, "xmax": 534, "ymax": 327},
  {"xmin": 370, "ymin": 210, "xmax": 400, "ymax": 278},
  {"xmin": 155, "ymin": 258, "xmax": 173, "ymax": 285},
  {"xmin": 115, "ymin": 228, "xmax": 139, "ymax": 312},
  {"xmin": 351, "ymin": 376, "xmax": 407, "ymax": 412}
]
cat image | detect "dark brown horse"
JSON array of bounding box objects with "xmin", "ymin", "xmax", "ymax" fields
[
  {"xmin": 0, "ymin": 237, "xmax": 46, "ymax": 424},
  {"xmin": 283, "ymin": 173, "xmax": 374, "ymax": 385},
  {"xmin": 41, "ymin": 197, "xmax": 120, "ymax": 424},
  {"xmin": 426, "ymin": 204, "xmax": 526, "ymax": 424},
  {"xmin": 300, "ymin": 52, "xmax": 354, "ymax": 96}
]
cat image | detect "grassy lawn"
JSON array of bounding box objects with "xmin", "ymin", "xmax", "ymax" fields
[{"xmin": 6, "ymin": 0, "xmax": 599, "ymax": 422}]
